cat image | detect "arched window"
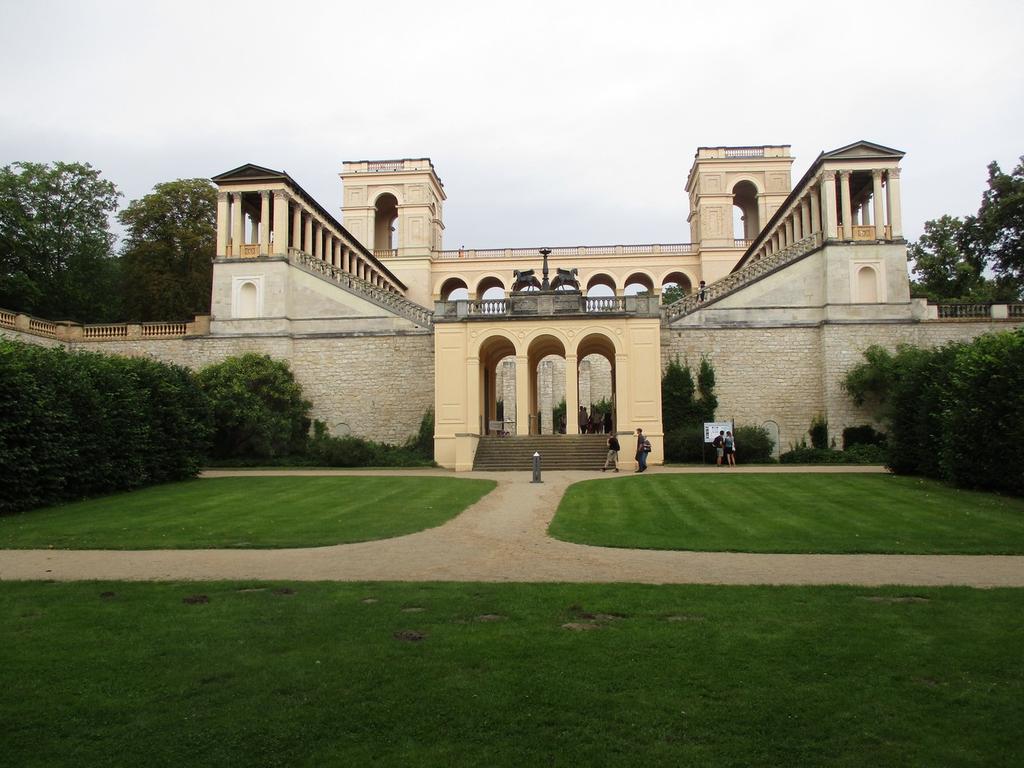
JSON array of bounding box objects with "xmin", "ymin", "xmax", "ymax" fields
[
  {"xmin": 237, "ymin": 281, "xmax": 258, "ymax": 318},
  {"xmin": 374, "ymin": 193, "xmax": 399, "ymax": 251},
  {"xmin": 732, "ymin": 180, "xmax": 760, "ymax": 240},
  {"xmin": 439, "ymin": 277, "xmax": 469, "ymax": 301},
  {"xmin": 857, "ymin": 265, "xmax": 879, "ymax": 302}
]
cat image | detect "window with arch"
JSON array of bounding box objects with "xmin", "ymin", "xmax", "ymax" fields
[
  {"xmin": 374, "ymin": 193, "xmax": 399, "ymax": 251},
  {"xmin": 732, "ymin": 180, "xmax": 760, "ymax": 241},
  {"xmin": 856, "ymin": 265, "xmax": 879, "ymax": 302}
]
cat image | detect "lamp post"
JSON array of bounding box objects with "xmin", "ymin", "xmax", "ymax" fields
[{"xmin": 539, "ymin": 248, "xmax": 551, "ymax": 291}]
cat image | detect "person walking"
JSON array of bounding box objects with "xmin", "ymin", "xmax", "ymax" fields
[
  {"xmin": 634, "ymin": 427, "xmax": 650, "ymax": 473},
  {"xmin": 602, "ymin": 433, "xmax": 620, "ymax": 472},
  {"xmin": 724, "ymin": 430, "xmax": 736, "ymax": 466}
]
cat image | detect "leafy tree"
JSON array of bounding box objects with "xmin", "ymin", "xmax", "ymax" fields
[
  {"xmin": 0, "ymin": 161, "xmax": 121, "ymax": 320},
  {"xmin": 661, "ymin": 356, "xmax": 696, "ymax": 432},
  {"xmin": 697, "ymin": 356, "xmax": 717, "ymax": 421},
  {"xmin": 196, "ymin": 354, "xmax": 312, "ymax": 460},
  {"xmin": 661, "ymin": 284, "xmax": 686, "ymax": 305},
  {"xmin": 118, "ymin": 178, "xmax": 216, "ymax": 321},
  {"xmin": 969, "ymin": 156, "xmax": 1024, "ymax": 298},
  {"xmin": 906, "ymin": 215, "xmax": 986, "ymax": 300}
]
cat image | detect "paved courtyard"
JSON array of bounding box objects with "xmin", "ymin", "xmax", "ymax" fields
[{"xmin": 2, "ymin": 466, "xmax": 1023, "ymax": 586}]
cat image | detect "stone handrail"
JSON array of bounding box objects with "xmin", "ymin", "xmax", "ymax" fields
[
  {"xmin": 0, "ymin": 309, "xmax": 208, "ymax": 342},
  {"xmin": 434, "ymin": 292, "xmax": 659, "ymax": 320},
  {"xmin": 433, "ymin": 242, "xmax": 696, "ymax": 260},
  {"xmin": 663, "ymin": 232, "xmax": 824, "ymax": 322},
  {"xmin": 288, "ymin": 249, "xmax": 433, "ymax": 327}
]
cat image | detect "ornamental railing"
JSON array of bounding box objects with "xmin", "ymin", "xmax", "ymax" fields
[
  {"xmin": 288, "ymin": 249, "xmax": 433, "ymax": 327},
  {"xmin": 937, "ymin": 303, "xmax": 996, "ymax": 319},
  {"xmin": 434, "ymin": 292, "xmax": 658, "ymax": 320},
  {"xmin": 432, "ymin": 242, "xmax": 697, "ymax": 260},
  {"xmin": 663, "ymin": 232, "xmax": 824, "ymax": 322}
]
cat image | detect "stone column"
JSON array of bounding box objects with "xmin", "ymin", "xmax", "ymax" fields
[
  {"xmin": 839, "ymin": 171, "xmax": 853, "ymax": 240},
  {"xmin": 793, "ymin": 208, "xmax": 803, "ymax": 241},
  {"xmin": 326, "ymin": 234, "xmax": 335, "ymax": 266},
  {"xmin": 231, "ymin": 192, "xmax": 245, "ymax": 254},
  {"xmin": 501, "ymin": 359, "xmax": 517, "ymax": 426},
  {"xmin": 515, "ymin": 354, "xmax": 530, "ymax": 436},
  {"xmin": 291, "ymin": 206, "xmax": 302, "ymax": 250},
  {"xmin": 303, "ymin": 213, "xmax": 313, "ymax": 255},
  {"xmin": 886, "ymin": 168, "xmax": 903, "ymax": 238},
  {"xmin": 820, "ymin": 172, "xmax": 838, "ymax": 239},
  {"xmin": 809, "ymin": 186, "xmax": 821, "ymax": 234},
  {"xmin": 342, "ymin": 247, "xmax": 350, "ymax": 273},
  {"xmin": 564, "ymin": 354, "xmax": 579, "ymax": 435},
  {"xmin": 259, "ymin": 191, "xmax": 271, "ymax": 255},
  {"xmin": 273, "ymin": 190, "xmax": 289, "ymax": 256},
  {"xmin": 216, "ymin": 191, "xmax": 229, "ymax": 257},
  {"xmin": 313, "ymin": 223, "xmax": 322, "ymax": 259},
  {"xmin": 539, "ymin": 360, "xmax": 553, "ymax": 434},
  {"xmin": 800, "ymin": 198, "xmax": 810, "ymax": 240},
  {"xmin": 466, "ymin": 356, "xmax": 481, "ymax": 435},
  {"xmin": 873, "ymin": 169, "xmax": 886, "ymax": 239}
]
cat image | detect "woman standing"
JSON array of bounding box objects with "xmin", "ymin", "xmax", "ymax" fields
[{"xmin": 724, "ymin": 430, "xmax": 736, "ymax": 466}]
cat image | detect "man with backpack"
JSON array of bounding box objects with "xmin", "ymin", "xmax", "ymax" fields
[
  {"xmin": 713, "ymin": 430, "xmax": 725, "ymax": 466},
  {"xmin": 602, "ymin": 433, "xmax": 620, "ymax": 472},
  {"xmin": 635, "ymin": 428, "xmax": 651, "ymax": 473}
]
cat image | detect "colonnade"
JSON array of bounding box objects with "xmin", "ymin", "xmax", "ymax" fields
[
  {"xmin": 749, "ymin": 165, "xmax": 903, "ymax": 263},
  {"xmin": 215, "ymin": 188, "xmax": 403, "ymax": 294}
]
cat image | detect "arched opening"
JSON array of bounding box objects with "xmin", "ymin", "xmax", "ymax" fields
[
  {"xmin": 439, "ymin": 277, "xmax": 469, "ymax": 301},
  {"xmin": 373, "ymin": 193, "xmax": 399, "ymax": 251},
  {"xmin": 476, "ymin": 275, "xmax": 507, "ymax": 301},
  {"xmin": 585, "ymin": 273, "xmax": 616, "ymax": 296},
  {"xmin": 237, "ymin": 281, "xmax": 258, "ymax": 318},
  {"xmin": 479, "ymin": 335, "xmax": 517, "ymax": 435},
  {"xmin": 577, "ymin": 332, "xmax": 618, "ymax": 434},
  {"xmin": 528, "ymin": 335, "xmax": 566, "ymax": 436},
  {"xmin": 660, "ymin": 271, "xmax": 693, "ymax": 304},
  {"xmin": 732, "ymin": 180, "xmax": 760, "ymax": 241},
  {"xmin": 857, "ymin": 265, "xmax": 879, "ymax": 302},
  {"xmin": 623, "ymin": 272, "xmax": 654, "ymax": 296}
]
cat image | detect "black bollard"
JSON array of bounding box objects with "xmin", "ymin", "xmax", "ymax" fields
[{"xmin": 531, "ymin": 451, "xmax": 542, "ymax": 483}]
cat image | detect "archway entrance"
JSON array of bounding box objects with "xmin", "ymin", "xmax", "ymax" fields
[
  {"xmin": 478, "ymin": 335, "xmax": 516, "ymax": 435},
  {"xmin": 576, "ymin": 332, "xmax": 618, "ymax": 434},
  {"xmin": 527, "ymin": 335, "xmax": 566, "ymax": 436}
]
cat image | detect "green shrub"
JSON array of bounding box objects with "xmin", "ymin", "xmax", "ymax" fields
[
  {"xmin": 733, "ymin": 425, "xmax": 775, "ymax": 463},
  {"xmin": 842, "ymin": 424, "xmax": 887, "ymax": 449},
  {"xmin": 196, "ymin": 354, "xmax": 311, "ymax": 460},
  {"xmin": 809, "ymin": 414, "xmax": 829, "ymax": 450},
  {"xmin": 664, "ymin": 422, "xmax": 709, "ymax": 463},
  {"xmin": 780, "ymin": 441, "xmax": 887, "ymax": 465},
  {"xmin": 0, "ymin": 340, "xmax": 209, "ymax": 514}
]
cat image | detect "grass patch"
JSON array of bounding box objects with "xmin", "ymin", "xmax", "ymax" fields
[
  {"xmin": 0, "ymin": 477, "xmax": 494, "ymax": 549},
  {"xmin": 549, "ymin": 473, "xmax": 1024, "ymax": 554},
  {"xmin": 2, "ymin": 581, "xmax": 1022, "ymax": 767}
]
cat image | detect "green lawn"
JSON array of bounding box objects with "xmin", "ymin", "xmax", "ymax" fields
[
  {"xmin": 549, "ymin": 473, "xmax": 1024, "ymax": 554},
  {"xmin": 2, "ymin": 581, "xmax": 1022, "ymax": 767},
  {"xmin": 0, "ymin": 476, "xmax": 495, "ymax": 549}
]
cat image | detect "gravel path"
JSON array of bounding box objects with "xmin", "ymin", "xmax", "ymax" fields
[{"xmin": 2, "ymin": 465, "xmax": 1023, "ymax": 587}]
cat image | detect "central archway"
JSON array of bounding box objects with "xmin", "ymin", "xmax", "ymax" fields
[
  {"xmin": 527, "ymin": 334, "xmax": 566, "ymax": 435},
  {"xmin": 576, "ymin": 331, "xmax": 619, "ymax": 434}
]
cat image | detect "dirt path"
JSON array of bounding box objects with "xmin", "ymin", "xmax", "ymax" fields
[{"xmin": 2, "ymin": 466, "xmax": 1023, "ymax": 586}]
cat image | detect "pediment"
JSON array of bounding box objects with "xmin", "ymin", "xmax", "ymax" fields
[
  {"xmin": 211, "ymin": 163, "xmax": 286, "ymax": 183},
  {"xmin": 821, "ymin": 140, "xmax": 905, "ymax": 161}
]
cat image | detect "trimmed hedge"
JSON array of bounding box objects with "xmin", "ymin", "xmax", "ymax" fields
[
  {"xmin": 844, "ymin": 330, "xmax": 1024, "ymax": 495},
  {"xmin": 0, "ymin": 340, "xmax": 210, "ymax": 514}
]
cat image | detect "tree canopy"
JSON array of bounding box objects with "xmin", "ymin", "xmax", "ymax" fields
[
  {"xmin": 0, "ymin": 161, "xmax": 121, "ymax": 321},
  {"xmin": 118, "ymin": 178, "xmax": 216, "ymax": 321},
  {"xmin": 909, "ymin": 155, "xmax": 1024, "ymax": 301}
]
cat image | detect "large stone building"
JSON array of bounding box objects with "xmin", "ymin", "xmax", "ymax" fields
[{"xmin": 3, "ymin": 141, "xmax": 1021, "ymax": 469}]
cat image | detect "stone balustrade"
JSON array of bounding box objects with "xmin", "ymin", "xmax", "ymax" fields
[
  {"xmin": 434, "ymin": 292, "xmax": 659, "ymax": 321},
  {"xmin": 288, "ymin": 250, "xmax": 434, "ymax": 327},
  {"xmin": 0, "ymin": 309, "xmax": 211, "ymax": 342},
  {"xmin": 433, "ymin": 242, "xmax": 696, "ymax": 261}
]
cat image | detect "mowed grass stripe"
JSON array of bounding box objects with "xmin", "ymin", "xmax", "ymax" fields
[
  {"xmin": 2, "ymin": 582, "xmax": 1022, "ymax": 767},
  {"xmin": 549, "ymin": 473, "xmax": 1024, "ymax": 554},
  {"xmin": 0, "ymin": 476, "xmax": 496, "ymax": 549}
]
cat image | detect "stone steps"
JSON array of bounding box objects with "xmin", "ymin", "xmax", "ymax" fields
[{"xmin": 472, "ymin": 434, "xmax": 627, "ymax": 471}]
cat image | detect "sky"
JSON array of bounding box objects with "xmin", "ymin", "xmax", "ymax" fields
[{"xmin": 1, "ymin": 0, "xmax": 1022, "ymax": 250}]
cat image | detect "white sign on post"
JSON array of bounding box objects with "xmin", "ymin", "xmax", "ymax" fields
[{"xmin": 703, "ymin": 421, "xmax": 734, "ymax": 443}]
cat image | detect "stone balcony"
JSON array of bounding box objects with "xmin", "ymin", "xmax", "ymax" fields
[{"xmin": 433, "ymin": 291, "xmax": 661, "ymax": 321}]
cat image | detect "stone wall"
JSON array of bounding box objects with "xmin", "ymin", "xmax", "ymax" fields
[
  {"xmin": 662, "ymin": 319, "xmax": 1021, "ymax": 451},
  {"xmin": 2, "ymin": 327, "xmax": 435, "ymax": 445}
]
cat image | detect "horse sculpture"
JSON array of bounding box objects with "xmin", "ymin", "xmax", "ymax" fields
[
  {"xmin": 511, "ymin": 268, "xmax": 542, "ymax": 292},
  {"xmin": 550, "ymin": 266, "xmax": 580, "ymax": 292}
]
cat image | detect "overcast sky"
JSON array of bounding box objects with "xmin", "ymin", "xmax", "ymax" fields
[{"xmin": 2, "ymin": 0, "xmax": 1022, "ymax": 249}]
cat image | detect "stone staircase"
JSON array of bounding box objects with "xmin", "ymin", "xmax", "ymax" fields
[{"xmin": 472, "ymin": 434, "xmax": 620, "ymax": 471}]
